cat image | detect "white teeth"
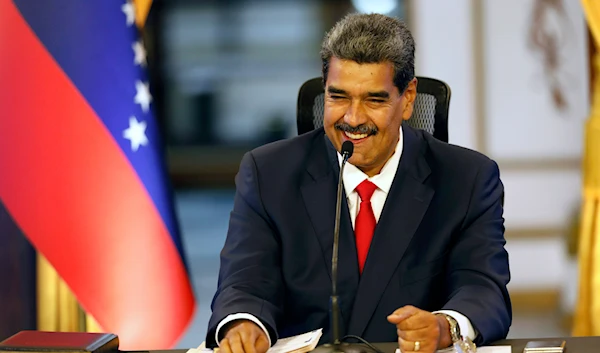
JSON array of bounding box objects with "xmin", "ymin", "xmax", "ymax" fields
[{"xmin": 344, "ymin": 131, "xmax": 368, "ymax": 140}]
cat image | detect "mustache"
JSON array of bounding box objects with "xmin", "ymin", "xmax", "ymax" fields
[{"xmin": 334, "ymin": 122, "xmax": 378, "ymax": 135}]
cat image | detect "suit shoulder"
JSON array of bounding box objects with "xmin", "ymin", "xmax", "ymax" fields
[
  {"xmin": 247, "ymin": 128, "xmax": 324, "ymax": 169},
  {"xmin": 421, "ymin": 132, "xmax": 497, "ymax": 172}
]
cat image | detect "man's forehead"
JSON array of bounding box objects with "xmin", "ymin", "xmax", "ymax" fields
[
  {"xmin": 328, "ymin": 57, "xmax": 394, "ymax": 81},
  {"xmin": 327, "ymin": 62, "xmax": 397, "ymax": 95}
]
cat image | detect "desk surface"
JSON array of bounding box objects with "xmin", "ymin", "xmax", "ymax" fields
[
  {"xmin": 490, "ymin": 336, "xmax": 597, "ymax": 352},
  {"xmin": 155, "ymin": 336, "xmax": 600, "ymax": 353}
]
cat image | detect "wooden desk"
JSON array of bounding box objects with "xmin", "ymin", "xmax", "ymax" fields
[
  {"xmin": 491, "ymin": 336, "xmax": 599, "ymax": 352},
  {"xmin": 153, "ymin": 336, "xmax": 600, "ymax": 353}
]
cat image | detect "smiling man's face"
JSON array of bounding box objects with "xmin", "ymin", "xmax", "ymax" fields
[{"xmin": 323, "ymin": 57, "xmax": 417, "ymax": 177}]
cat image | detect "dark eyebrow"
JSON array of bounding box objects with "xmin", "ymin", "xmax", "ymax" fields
[
  {"xmin": 327, "ymin": 86, "xmax": 390, "ymax": 99},
  {"xmin": 327, "ymin": 86, "xmax": 347, "ymax": 95},
  {"xmin": 366, "ymin": 91, "xmax": 390, "ymax": 99}
]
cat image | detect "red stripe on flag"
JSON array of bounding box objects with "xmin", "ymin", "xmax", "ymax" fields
[{"xmin": 0, "ymin": 2, "xmax": 195, "ymax": 349}]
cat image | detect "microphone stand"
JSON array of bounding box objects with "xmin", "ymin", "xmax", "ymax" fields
[
  {"xmin": 318, "ymin": 142, "xmax": 373, "ymax": 353},
  {"xmin": 331, "ymin": 149, "xmax": 350, "ymax": 349}
]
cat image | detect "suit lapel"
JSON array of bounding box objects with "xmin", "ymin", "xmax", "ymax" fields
[
  {"xmin": 347, "ymin": 126, "xmax": 435, "ymax": 337},
  {"xmin": 300, "ymin": 133, "xmax": 359, "ymax": 330}
]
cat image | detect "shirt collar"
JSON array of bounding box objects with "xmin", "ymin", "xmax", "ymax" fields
[{"xmin": 337, "ymin": 126, "xmax": 404, "ymax": 195}]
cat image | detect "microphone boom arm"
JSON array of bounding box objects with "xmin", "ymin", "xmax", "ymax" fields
[{"xmin": 330, "ymin": 145, "xmax": 352, "ymax": 346}]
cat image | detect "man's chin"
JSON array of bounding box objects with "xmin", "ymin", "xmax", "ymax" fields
[{"xmin": 348, "ymin": 155, "xmax": 367, "ymax": 167}]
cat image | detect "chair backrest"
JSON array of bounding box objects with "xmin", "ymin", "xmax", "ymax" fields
[{"xmin": 296, "ymin": 76, "xmax": 451, "ymax": 142}]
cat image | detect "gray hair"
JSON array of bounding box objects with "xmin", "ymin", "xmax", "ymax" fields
[{"xmin": 320, "ymin": 13, "xmax": 415, "ymax": 93}]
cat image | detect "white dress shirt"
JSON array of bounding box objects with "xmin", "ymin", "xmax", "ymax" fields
[{"xmin": 216, "ymin": 127, "xmax": 477, "ymax": 346}]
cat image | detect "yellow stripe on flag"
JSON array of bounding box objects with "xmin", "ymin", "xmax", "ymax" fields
[
  {"xmin": 582, "ymin": 0, "xmax": 600, "ymax": 47},
  {"xmin": 37, "ymin": 254, "xmax": 84, "ymax": 332},
  {"xmin": 573, "ymin": 0, "xmax": 600, "ymax": 336},
  {"xmin": 134, "ymin": 0, "xmax": 152, "ymax": 28}
]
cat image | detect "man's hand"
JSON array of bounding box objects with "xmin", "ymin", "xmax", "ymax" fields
[
  {"xmin": 387, "ymin": 306, "xmax": 452, "ymax": 353},
  {"xmin": 219, "ymin": 320, "xmax": 270, "ymax": 353}
]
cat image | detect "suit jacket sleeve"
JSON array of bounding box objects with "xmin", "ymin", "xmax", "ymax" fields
[
  {"xmin": 442, "ymin": 158, "xmax": 512, "ymax": 345},
  {"xmin": 205, "ymin": 152, "xmax": 283, "ymax": 347}
]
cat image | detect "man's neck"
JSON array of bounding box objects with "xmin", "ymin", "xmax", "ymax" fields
[{"xmin": 360, "ymin": 150, "xmax": 396, "ymax": 178}]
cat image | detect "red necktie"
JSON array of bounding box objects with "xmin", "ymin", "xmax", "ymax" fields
[{"xmin": 355, "ymin": 180, "xmax": 378, "ymax": 274}]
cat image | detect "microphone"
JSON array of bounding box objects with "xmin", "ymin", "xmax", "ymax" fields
[
  {"xmin": 330, "ymin": 140, "xmax": 353, "ymax": 349},
  {"xmin": 316, "ymin": 141, "xmax": 382, "ymax": 353}
]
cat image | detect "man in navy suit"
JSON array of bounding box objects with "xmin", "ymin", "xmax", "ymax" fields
[{"xmin": 206, "ymin": 13, "xmax": 511, "ymax": 353}]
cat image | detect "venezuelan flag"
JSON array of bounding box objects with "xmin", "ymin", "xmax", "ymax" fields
[{"xmin": 0, "ymin": 1, "xmax": 196, "ymax": 349}]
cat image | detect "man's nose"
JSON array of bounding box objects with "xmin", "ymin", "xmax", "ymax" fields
[{"xmin": 343, "ymin": 100, "xmax": 368, "ymax": 127}]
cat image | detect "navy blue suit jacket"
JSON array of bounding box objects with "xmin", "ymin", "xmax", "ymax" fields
[{"xmin": 206, "ymin": 125, "xmax": 511, "ymax": 347}]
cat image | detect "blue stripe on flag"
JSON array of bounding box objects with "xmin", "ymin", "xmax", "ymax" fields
[{"xmin": 13, "ymin": 0, "xmax": 185, "ymax": 260}]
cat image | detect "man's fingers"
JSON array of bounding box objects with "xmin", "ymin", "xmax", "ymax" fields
[
  {"xmin": 398, "ymin": 337, "xmax": 417, "ymax": 353},
  {"xmin": 229, "ymin": 332, "xmax": 246, "ymax": 353},
  {"xmin": 221, "ymin": 320, "xmax": 268, "ymax": 353},
  {"xmin": 396, "ymin": 325, "xmax": 433, "ymax": 341},
  {"xmin": 396, "ymin": 312, "xmax": 433, "ymax": 331},
  {"xmin": 398, "ymin": 337, "xmax": 436, "ymax": 353},
  {"xmin": 255, "ymin": 334, "xmax": 270, "ymax": 353},
  {"xmin": 220, "ymin": 339, "xmax": 233, "ymax": 353},
  {"xmin": 388, "ymin": 305, "xmax": 419, "ymax": 324},
  {"xmin": 239, "ymin": 329, "xmax": 257, "ymax": 353}
]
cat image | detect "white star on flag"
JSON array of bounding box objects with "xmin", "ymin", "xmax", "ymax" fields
[
  {"xmin": 132, "ymin": 41, "xmax": 147, "ymax": 67},
  {"xmin": 123, "ymin": 116, "xmax": 149, "ymax": 152},
  {"xmin": 121, "ymin": 1, "xmax": 136, "ymax": 27},
  {"xmin": 134, "ymin": 80, "xmax": 153, "ymax": 113}
]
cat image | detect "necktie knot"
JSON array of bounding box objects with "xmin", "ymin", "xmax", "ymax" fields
[{"xmin": 356, "ymin": 180, "xmax": 377, "ymax": 202}]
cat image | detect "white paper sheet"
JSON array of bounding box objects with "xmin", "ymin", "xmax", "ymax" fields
[
  {"xmin": 267, "ymin": 329, "xmax": 323, "ymax": 353},
  {"xmin": 189, "ymin": 329, "xmax": 323, "ymax": 353}
]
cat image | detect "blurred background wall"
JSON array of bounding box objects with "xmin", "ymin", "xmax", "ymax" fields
[{"xmin": 409, "ymin": 0, "xmax": 589, "ymax": 339}]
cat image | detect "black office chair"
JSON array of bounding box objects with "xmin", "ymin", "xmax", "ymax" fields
[{"xmin": 297, "ymin": 76, "xmax": 451, "ymax": 142}]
